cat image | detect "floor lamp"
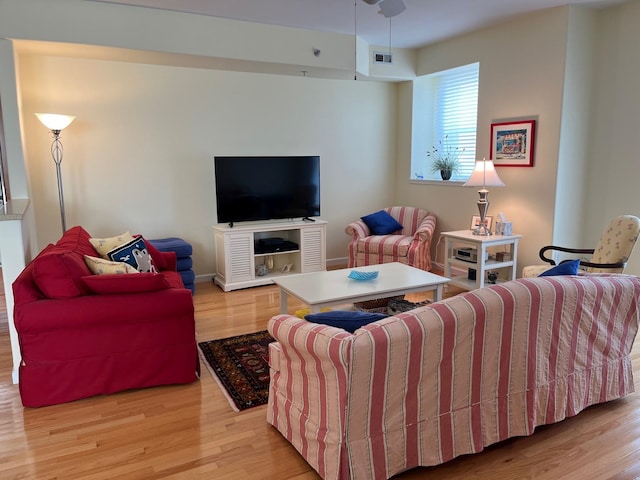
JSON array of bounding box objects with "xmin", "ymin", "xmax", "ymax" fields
[
  {"xmin": 464, "ymin": 158, "xmax": 505, "ymax": 235},
  {"xmin": 35, "ymin": 113, "xmax": 76, "ymax": 233}
]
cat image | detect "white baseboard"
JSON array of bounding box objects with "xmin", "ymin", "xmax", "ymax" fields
[
  {"xmin": 196, "ymin": 257, "xmax": 461, "ymax": 285},
  {"xmin": 327, "ymin": 257, "xmax": 348, "ymax": 268},
  {"xmin": 196, "ymin": 256, "xmax": 350, "ymax": 284},
  {"xmin": 433, "ymin": 261, "xmax": 445, "ymax": 271},
  {"xmin": 433, "ymin": 261, "xmax": 466, "ymax": 278}
]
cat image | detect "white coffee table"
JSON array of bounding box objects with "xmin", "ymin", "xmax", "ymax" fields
[{"xmin": 273, "ymin": 262, "xmax": 450, "ymax": 314}]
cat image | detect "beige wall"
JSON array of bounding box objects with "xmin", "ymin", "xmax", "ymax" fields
[
  {"xmin": 0, "ymin": 0, "xmax": 402, "ymax": 277},
  {"xmin": 17, "ymin": 55, "xmax": 396, "ymax": 274},
  {"xmin": 397, "ymin": 2, "xmax": 640, "ymax": 277},
  {"xmin": 2, "ymin": 0, "xmax": 640, "ymax": 278},
  {"xmin": 396, "ymin": 8, "xmax": 569, "ymax": 273},
  {"xmin": 554, "ymin": 8, "xmax": 597, "ymax": 252},
  {"xmin": 586, "ymin": 0, "xmax": 640, "ymax": 275},
  {"xmin": 0, "ymin": 0, "xmax": 356, "ymax": 78}
]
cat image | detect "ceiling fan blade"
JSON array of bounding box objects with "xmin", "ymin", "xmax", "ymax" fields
[{"xmin": 378, "ymin": 0, "xmax": 406, "ymax": 18}]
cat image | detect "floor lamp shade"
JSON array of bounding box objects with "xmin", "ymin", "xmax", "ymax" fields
[
  {"xmin": 35, "ymin": 113, "xmax": 75, "ymax": 132},
  {"xmin": 35, "ymin": 113, "xmax": 76, "ymax": 233},
  {"xmin": 464, "ymin": 158, "xmax": 505, "ymax": 235}
]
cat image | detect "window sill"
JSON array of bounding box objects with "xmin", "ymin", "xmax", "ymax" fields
[{"xmin": 409, "ymin": 179, "xmax": 466, "ymax": 186}]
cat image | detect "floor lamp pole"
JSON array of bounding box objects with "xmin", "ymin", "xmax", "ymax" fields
[
  {"xmin": 35, "ymin": 113, "xmax": 75, "ymax": 234},
  {"xmin": 51, "ymin": 130, "xmax": 67, "ymax": 233},
  {"xmin": 51, "ymin": 130, "xmax": 67, "ymax": 232}
]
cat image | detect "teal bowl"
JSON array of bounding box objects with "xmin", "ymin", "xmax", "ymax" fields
[{"xmin": 348, "ymin": 270, "xmax": 379, "ymax": 281}]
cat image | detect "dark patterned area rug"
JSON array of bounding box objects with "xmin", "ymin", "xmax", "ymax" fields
[{"xmin": 198, "ymin": 330, "xmax": 274, "ymax": 412}]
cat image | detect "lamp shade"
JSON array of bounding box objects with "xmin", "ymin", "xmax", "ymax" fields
[
  {"xmin": 464, "ymin": 158, "xmax": 505, "ymax": 188},
  {"xmin": 35, "ymin": 113, "xmax": 75, "ymax": 131}
]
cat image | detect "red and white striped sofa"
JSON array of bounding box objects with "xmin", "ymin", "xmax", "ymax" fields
[
  {"xmin": 345, "ymin": 206, "xmax": 436, "ymax": 271},
  {"xmin": 267, "ymin": 274, "xmax": 640, "ymax": 480}
]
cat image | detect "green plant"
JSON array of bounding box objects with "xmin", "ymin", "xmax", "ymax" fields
[{"xmin": 427, "ymin": 135, "xmax": 465, "ymax": 176}]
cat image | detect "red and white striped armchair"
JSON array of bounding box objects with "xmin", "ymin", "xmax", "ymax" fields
[{"xmin": 345, "ymin": 206, "xmax": 436, "ymax": 271}]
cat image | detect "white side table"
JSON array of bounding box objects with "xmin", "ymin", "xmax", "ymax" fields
[{"xmin": 441, "ymin": 230, "xmax": 523, "ymax": 290}]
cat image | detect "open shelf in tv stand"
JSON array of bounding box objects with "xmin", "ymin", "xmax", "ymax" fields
[{"xmin": 212, "ymin": 219, "xmax": 327, "ymax": 292}]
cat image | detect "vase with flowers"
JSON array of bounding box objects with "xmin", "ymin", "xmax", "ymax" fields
[{"xmin": 428, "ymin": 135, "xmax": 465, "ymax": 180}]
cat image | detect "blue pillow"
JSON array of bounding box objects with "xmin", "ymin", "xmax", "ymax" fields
[
  {"xmin": 107, "ymin": 237, "xmax": 157, "ymax": 273},
  {"xmin": 538, "ymin": 259, "xmax": 580, "ymax": 277},
  {"xmin": 305, "ymin": 310, "xmax": 388, "ymax": 333},
  {"xmin": 361, "ymin": 210, "xmax": 403, "ymax": 235}
]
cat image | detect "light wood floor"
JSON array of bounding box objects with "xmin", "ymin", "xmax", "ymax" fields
[{"xmin": 1, "ymin": 275, "xmax": 640, "ymax": 479}]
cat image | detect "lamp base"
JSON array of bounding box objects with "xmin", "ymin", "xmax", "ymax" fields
[
  {"xmin": 473, "ymin": 189, "xmax": 492, "ymax": 236},
  {"xmin": 472, "ymin": 225, "xmax": 492, "ymax": 236}
]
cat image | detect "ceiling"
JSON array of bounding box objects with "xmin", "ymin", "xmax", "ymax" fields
[{"xmin": 83, "ymin": 0, "xmax": 625, "ymax": 49}]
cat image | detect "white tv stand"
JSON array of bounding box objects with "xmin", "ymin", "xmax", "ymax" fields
[{"xmin": 212, "ymin": 219, "xmax": 327, "ymax": 292}]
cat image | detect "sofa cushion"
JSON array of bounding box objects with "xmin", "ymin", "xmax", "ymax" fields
[
  {"xmin": 176, "ymin": 257, "xmax": 193, "ymax": 271},
  {"xmin": 305, "ymin": 310, "xmax": 388, "ymax": 333},
  {"xmin": 162, "ymin": 270, "xmax": 186, "ymax": 289},
  {"xmin": 84, "ymin": 255, "xmax": 139, "ymax": 275},
  {"xmin": 361, "ymin": 210, "xmax": 403, "ymax": 235},
  {"xmin": 56, "ymin": 226, "xmax": 100, "ymax": 258},
  {"xmin": 355, "ymin": 234, "xmax": 412, "ymax": 256},
  {"xmin": 141, "ymin": 236, "xmax": 174, "ymax": 271},
  {"xmin": 148, "ymin": 237, "xmax": 193, "ymax": 258},
  {"xmin": 32, "ymin": 251, "xmax": 92, "ymax": 299},
  {"xmin": 81, "ymin": 272, "xmax": 170, "ymax": 294},
  {"xmin": 89, "ymin": 231, "xmax": 134, "ymax": 257},
  {"xmin": 538, "ymin": 259, "xmax": 580, "ymax": 277},
  {"xmin": 107, "ymin": 237, "xmax": 157, "ymax": 273},
  {"xmin": 30, "ymin": 227, "xmax": 99, "ymax": 299},
  {"xmin": 179, "ymin": 269, "xmax": 196, "ymax": 286}
]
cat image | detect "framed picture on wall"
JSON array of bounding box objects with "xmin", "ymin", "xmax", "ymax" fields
[{"xmin": 490, "ymin": 119, "xmax": 536, "ymax": 167}]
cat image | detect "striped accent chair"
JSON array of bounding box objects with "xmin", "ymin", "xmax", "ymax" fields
[
  {"xmin": 267, "ymin": 274, "xmax": 640, "ymax": 480},
  {"xmin": 345, "ymin": 206, "xmax": 436, "ymax": 271}
]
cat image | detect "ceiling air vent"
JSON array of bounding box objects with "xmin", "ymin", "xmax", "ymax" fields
[{"xmin": 373, "ymin": 51, "xmax": 393, "ymax": 64}]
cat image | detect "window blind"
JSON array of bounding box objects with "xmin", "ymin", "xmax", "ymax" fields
[{"xmin": 431, "ymin": 62, "xmax": 479, "ymax": 180}]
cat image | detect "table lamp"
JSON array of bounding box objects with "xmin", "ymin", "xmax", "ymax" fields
[{"xmin": 464, "ymin": 158, "xmax": 505, "ymax": 235}]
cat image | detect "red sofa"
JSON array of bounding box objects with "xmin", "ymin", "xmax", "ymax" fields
[{"xmin": 12, "ymin": 226, "xmax": 200, "ymax": 407}]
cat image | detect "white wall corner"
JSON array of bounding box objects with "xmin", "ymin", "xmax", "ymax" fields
[{"xmin": 356, "ymin": 35, "xmax": 370, "ymax": 78}]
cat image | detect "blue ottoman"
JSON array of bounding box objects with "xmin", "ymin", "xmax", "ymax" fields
[{"xmin": 148, "ymin": 237, "xmax": 195, "ymax": 295}]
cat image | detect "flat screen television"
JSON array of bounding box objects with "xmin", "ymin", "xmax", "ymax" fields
[{"xmin": 214, "ymin": 156, "xmax": 320, "ymax": 225}]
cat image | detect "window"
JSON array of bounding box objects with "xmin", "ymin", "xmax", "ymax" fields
[{"xmin": 410, "ymin": 62, "xmax": 479, "ymax": 182}]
